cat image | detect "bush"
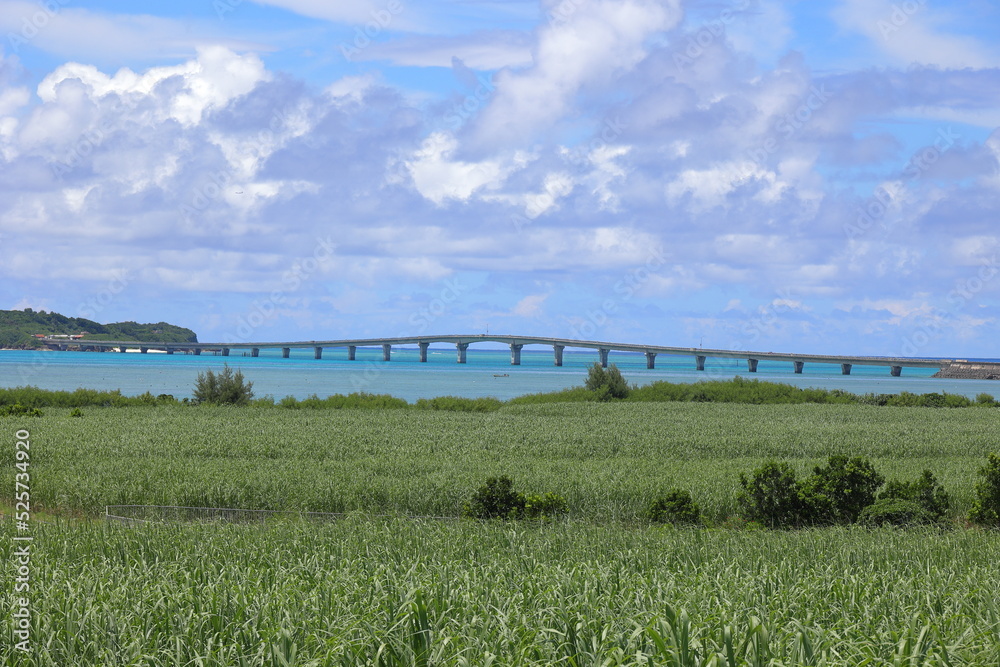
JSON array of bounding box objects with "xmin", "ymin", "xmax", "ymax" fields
[
  {"xmin": 645, "ymin": 489, "xmax": 701, "ymax": 525},
  {"xmin": 738, "ymin": 461, "xmax": 808, "ymax": 528},
  {"xmin": 0, "ymin": 403, "xmax": 43, "ymax": 417},
  {"xmin": 585, "ymin": 363, "xmax": 631, "ymax": 400},
  {"xmin": 881, "ymin": 470, "xmax": 949, "ymax": 521},
  {"xmin": 463, "ymin": 477, "xmax": 526, "ymax": 520},
  {"xmin": 976, "ymin": 393, "xmax": 998, "ymax": 406},
  {"xmin": 192, "ymin": 364, "xmax": 254, "ymax": 405},
  {"xmin": 799, "ymin": 455, "xmax": 884, "ymax": 525},
  {"xmin": 70, "ymin": 408, "xmax": 83, "ymax": 418},
  {"xmin": 861, "ymin": 498, "xmax": 936, "ymax": 527},
  {"xmin": 523, "ymin": 492, "xmax": 569, "ymax": 519},
  {"xmin": 969, "ymin": 453, "xmax": 1000, "ymax": 527}
]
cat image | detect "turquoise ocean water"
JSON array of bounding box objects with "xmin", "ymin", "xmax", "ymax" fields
[{"xmin": 2, "ymin": 347, "xmax": 998, "ymax": 402}]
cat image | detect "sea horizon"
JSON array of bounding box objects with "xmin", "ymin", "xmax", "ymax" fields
[{"xmin": 4, "ymin": 347, "xmax": 1000, "ymax": 403}]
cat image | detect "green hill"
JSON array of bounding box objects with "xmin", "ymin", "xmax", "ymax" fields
[{"xmin": 0, "ymin": 309, "xmax": 198, "ymax": 348}]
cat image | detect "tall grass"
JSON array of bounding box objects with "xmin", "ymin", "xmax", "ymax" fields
[
  {"xmin": 2, "ymin": 518, "xmax": 998, "ymax": 665},
  {"xmin": 2, "ymin": 402, "xmax": 996, "ymax": 521}
]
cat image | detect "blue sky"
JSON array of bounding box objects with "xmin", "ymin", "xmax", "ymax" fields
[{"xmin": 1, "ymin": 0, "xmax": 999, "ymax": 356}]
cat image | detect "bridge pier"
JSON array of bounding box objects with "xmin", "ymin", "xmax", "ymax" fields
[
  {"xmin": 140, "ymin": 347, "xmax": 148, "ymax": 354},
  {"xmin": 348, "ymin": 345, "xmax": 356, "ymax": 361},
  {"xmin": 166, "ymin": 349, "xmax": 174, "ymax": 355},
  {"xmin": 696, "ymin": 355, "xmax": 706, "ymax": 371},
  {"xmin": 553, "ymin": 345, "xmax": 564, "ymax": 367},
  {"xmin": 282, "ymin": 347, "xmax": 290, "ymax": 359},
  {"xmin": 118, "ymin": 346, "xmax": 127, "ymax": 353},
  {"xmin": 793, "ymin": 361, "xmax": 804, "ymax": 374},
  {"xmin": 382, "ymin": 344, "xmax": 392, "ymax": 361},
  {"xmin": 891, "ymin": 365, "xmax": 902, "ymax": 377},
  {"xmin": 510, "ymin": 343, "xmax": 523, "ymax": 365},
  {"xmin": 193, "ymin": 349, "xmax": 201, "ymax": 356},
  {"xmin": 747, "ymin": 358, "xmax": 758, "ymax": 372},
  {"xmin": 645, "ymin": 351, "xmax": 656, "ymax": 369},
  {"xmin": 314, "ymin": 347, "xmax": 322, "ymax": 360},
  {"xmin": 456, "ymin": 342, "xmax": 469, "ymax": 364},
  {"xmin": 419, "ymin": 342, "xmax": 429, "ymax": 362},
  {"xmin": 841, "ymin": 363, "xmax": 852, "ymax": 375},
  {"xmin": 251, "ymin": 348, "xmax": 259, "ymax": 358},
  {"xmin": 599, "ymin": 348, "xmax": 609, "ymax": 368}
]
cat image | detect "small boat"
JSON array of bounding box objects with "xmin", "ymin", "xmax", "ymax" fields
[{"xmin": 493, "ymin": 373, "xmax": 509, "ymax": 377}]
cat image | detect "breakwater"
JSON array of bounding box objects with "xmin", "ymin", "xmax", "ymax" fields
[{"xmin": 932, "ymin": 362, "xmax": 1000, "ymax": 380}]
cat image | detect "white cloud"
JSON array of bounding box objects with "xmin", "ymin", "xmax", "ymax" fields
[
  {"xmin": 512, "ymin": 293, "xmax": 549, "ymax": 317},
  {"xmin": 469, "ymin": 0, "xmax": 682, "ymax": 149},
  {"xmin": 404, "ymin": 131, "xmax": 531, "ymax": 204},
  {"xmin": 0, "ymin": 2, "xmax": 264, "ymax": 61},
  {"xmin": 833, "ymin": 0, "xmax": 998, "ymax": 69},
  {"xmin": 34, "ymin": 46, "xmax": 269, "ymax": 127}
]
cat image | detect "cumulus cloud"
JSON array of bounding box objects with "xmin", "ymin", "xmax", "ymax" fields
[{"xmin": 3, "ymin": 1, "xmax": 1000, "ymax": 355}]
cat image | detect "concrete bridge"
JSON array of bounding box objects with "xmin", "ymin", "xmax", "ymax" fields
[{"xmin": 42, "ymin": 335, "xmax": 952, "ymax": 376}]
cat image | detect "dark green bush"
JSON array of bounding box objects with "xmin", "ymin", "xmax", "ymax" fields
[
  {"xmin": 970, "ymin": 453, "xmax": 1000, "ymax": 527},
  {"xmin": 415, "ymin": 396, "xmax": 503, "ymax": 412},
  {"xmin": 523, "ymin": 492, "xmax": 569, "ymax": 519},
  {"xmin": 463, "ymin": 477, "xmax": 526, "ymax": 520},
  {"xmin": 0, "ymin": 403, "xmax": 43, "ymax": 417},
  {"xmin": 738, "ymin": 461, "xmax": 809, "ymax": 528},
  {"xmin": 861, "ymin": 498, "xmax": 935, "ymax": 527},
  {"xmin": 881, "ymin": 470, "xmax": 949, "ymax": 521},
  {"xmin": 646, "ymin": 489, "xmax": 701, "ymax": 525},
  {"xmin": 799, "ymin": 455, "xmax": 884, "ymax": 525},
  {"xmin": 70, "ymin": 408, "xmax": 83, "ymax": 418},
  {"xmin": 192, "ymin": 364, "xmax": 254, "ymax": 405},
  {"xmin": 584, "ymin": 363, "xmax": 631, "ymax": 400},
  {"xmin": 976, "ymin": 393, "xmax": 998, "ymax": 406}
]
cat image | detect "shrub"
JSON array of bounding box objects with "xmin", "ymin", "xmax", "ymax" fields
[
  {"xmin": 881, "ymin": 470, "xmax": 949, "ymax": 521},
  {"xmin": 278, "ymin": 395, "xmax": 300, "ymax": 409},
  {"xmin": 463, "ymin": 477, "xmax": 525, "ymax": 520},
  {"xmin": 738, "ymin": 461, "xmax": 808, "ymax": 528},
  {"xmin": 799, "ymin": 455, "xmax": 884, "ymax": 525},
  {"xmin": 523, "ymin": 492, "xmax": 569, "ymax": 519},
  {"xmin": 192, "ymin": 364, "xmax": 254, "ymax": 405},
  {"xmin": 646, "ymin": 489, "xmax": 701, "ymax": 525},
  {"xmin": 0, "ymin": 403, "xmax": 43, "ymax": 417},
  {"xmin": 585, "ymin": 363, "xmax": 631, "ymax": 400},
  {"xmin": 70, "ymin": 408, "xmax": 84, "ymax": 418},
  {"xmin": 976, "ymin": 393, "xmax": 998, "ymax": 406},
  {"xmin": 861, "ymin": 498, "xmax": 936, "ymax": 527},
  {"xmin": 969, "ymin": 453, "xmax": 1000, "ymax": 527}
]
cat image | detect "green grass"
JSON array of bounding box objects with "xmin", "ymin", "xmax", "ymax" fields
[
  {"xmin": 2, "ymin": 518, "xmax": 999, "ymax": 665},
  {"xmin": 2, "ymin": 401, "xmax": 998, "ymax": 521},
  {"xmin": 4, "ymin": 400, "xmax": 1000, "ymax": 664}
]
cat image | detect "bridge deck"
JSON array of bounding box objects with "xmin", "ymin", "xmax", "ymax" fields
[{"xmin": 42, "ymin": 334, "xmax": 952, "ymax": 373}]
